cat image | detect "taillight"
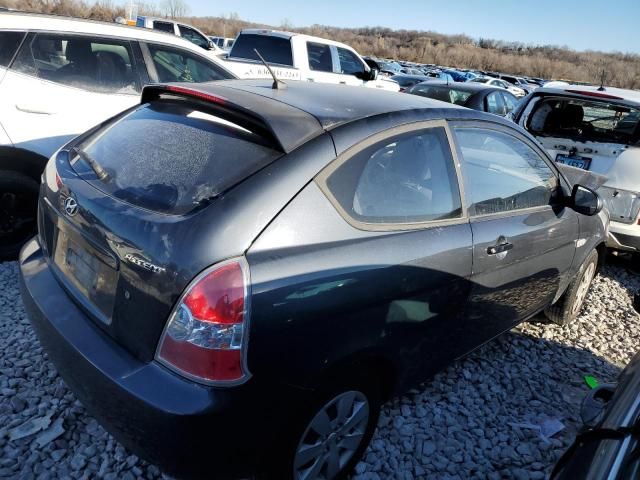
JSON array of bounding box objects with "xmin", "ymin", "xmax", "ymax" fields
[{"xmin": 156, "ymin": 258, "xmax": 251, "ymax": 385}]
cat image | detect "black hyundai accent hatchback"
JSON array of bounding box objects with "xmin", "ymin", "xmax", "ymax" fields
[{"xmin": 20, "ymin": 80, "xmax": 607, "ymax": 479}]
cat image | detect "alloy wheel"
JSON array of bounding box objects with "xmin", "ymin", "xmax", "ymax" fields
[
  {"xmin": 293, "ymin": 390, "xmax": 369, "ymax": 480},
  {"xmin": 572, "ymin": 261, "xmax": 596, "ymax": 315}
]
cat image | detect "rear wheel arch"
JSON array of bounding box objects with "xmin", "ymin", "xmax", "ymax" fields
[
  {"xmin": 0, "ymin": 146, "xmax": 49, "ymax": 181},
  {"xmin": 314, "ymin": 351, "xmax": 398, "ymax": 402}
]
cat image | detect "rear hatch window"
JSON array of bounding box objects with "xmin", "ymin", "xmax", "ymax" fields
[
  {"xmin": 527, "ymin": 97, "xmax": 640, "ymax": 145},
  {"xmin": 229, "ymin": 34, "xmax": 293, "ymax": 66},
  {"xmin": 71, "ymin": 101, "xmax": 282, "ymax": 215}
]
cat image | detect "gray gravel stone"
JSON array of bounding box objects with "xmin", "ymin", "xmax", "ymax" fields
[{"xmin": 1, "ymin": 259, "xmax": 638, "ymax": 479}]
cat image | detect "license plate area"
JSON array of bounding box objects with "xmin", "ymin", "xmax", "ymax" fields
[
  {"xmin": 53, "ymin": 226, "xmax": 117, "ymax": 324},
  {"xmin": 556, "ymin": 154, "xmax": 592, "ymax": 170}
]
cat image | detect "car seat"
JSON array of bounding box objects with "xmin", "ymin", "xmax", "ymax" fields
[
  {"xmin": 95, "ymin": 51, "xmax": 129, "ymax": 91},
  {"xmin": 59, "ymin": 40, "xmax": 97, "ymax": 79}
]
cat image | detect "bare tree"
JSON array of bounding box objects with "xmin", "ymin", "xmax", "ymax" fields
[{"xmin": 161, "ymin": 0, "xmax": 189, "ymax": 18}]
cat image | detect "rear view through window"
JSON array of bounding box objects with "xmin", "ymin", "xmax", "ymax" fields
[
  {"xmin": 527, "ymin": 97, "xmax": 640, "ymax": 145},
  {"xmin": 72, "ymin": 101, "xmax": 282, "ymax": 214}
]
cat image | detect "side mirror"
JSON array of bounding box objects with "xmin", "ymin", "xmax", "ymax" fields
[
  {"xmin": 369, "ymin": 68, "xmax": 379, "ymax": 81},
  {"xmin": 570, "ymin": 184, "xmax": 603, "ymax": 216},
  {"xmin": 207, "ymin": 40, "xmax": 216, "ymax": 50}
]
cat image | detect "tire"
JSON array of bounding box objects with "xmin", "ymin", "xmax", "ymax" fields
[
  {"xmin": 544, "ymin": 249, "xmax": 599, "ymax": 326},
  {"xmin": 267, "ymin": 374, "xmax": 382, "ymax": 480},
  {"xmin": 0, "ymin": 170, "xmax": 40, "ymax": 261}
]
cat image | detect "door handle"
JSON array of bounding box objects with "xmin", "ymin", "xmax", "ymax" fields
[
  {"xmin": 487, "ymin": 242, "xmax": 513, "ymax": 255},
  {"xmin": 15, "ymin": 104, "xmax": 56, "ymax": 115}
]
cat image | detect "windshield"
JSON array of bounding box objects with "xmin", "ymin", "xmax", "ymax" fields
[
  {"xmin": 73, "ymin": 102, "xmax": 281, "ymax": 215},
  {"xmin": 528, "ymin": 97, "xmax": 640, "ymax": 145}
]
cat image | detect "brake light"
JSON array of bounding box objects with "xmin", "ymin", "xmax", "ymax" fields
[
  {"xmin": 565, "ymin": 89, "xmax": 623, "ymax": 100},
  {"xmin": 164, "ymin": 85, "xmax": 228, "ymax": 106},
  {"xmin": 156, "ymin": 258, "xmax": 250, "ymax": 384}
]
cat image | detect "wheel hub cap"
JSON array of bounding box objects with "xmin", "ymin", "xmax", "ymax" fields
[{"xmin": 293, "ymin": 390, "xmax": 369, "ymax": 480}]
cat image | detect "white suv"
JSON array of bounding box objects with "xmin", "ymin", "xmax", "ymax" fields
[
  {"xmin": 514, "ymin": 84, "xmax": 640, "ymax": 257},
  {"xmin": 0, "ymin": 12, "xmax": 235, "ymax": 258}
]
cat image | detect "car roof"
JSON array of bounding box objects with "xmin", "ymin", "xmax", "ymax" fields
[
  {"xmin": 143, "ymin": 80, "xmax": 512, "ymax": 153},
  {"xmin": 0, "ymin": 12, "xmax": 203, "ymax": 51},
  {"xmin": 534, "ymin": 84, "xmax": 640, "ymax": 107},
  {"xmin": 413, "ymin": 81, "xmax": 503, "ymax": 93},
  {"xmin": 391, "ymin": 74, "xmax": 430, "ymax": 81},
  {"xmin": 237, "ymin": 28, "xmax": 359, "ymax": 50}
]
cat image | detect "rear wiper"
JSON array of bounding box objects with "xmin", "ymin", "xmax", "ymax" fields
[{"xmin": 72, "ymin": 147, "xmax": 110, "ymax": 182}]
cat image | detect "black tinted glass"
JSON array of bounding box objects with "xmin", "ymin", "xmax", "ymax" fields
[
  {"xmin": 337, "ymin": 47, "xmax": 364, "ymax": 75},
  {"xmin": 74, "ymin": 102, "xmax": 281, "ymax": 215},
  {"xmin": 153, "ymin": 22, "xmax": 175, "ymax": 33},
  {"xmin": 0, "ymin": 31, "xmax": 25, "ymax": 67},
  {"xmin": 307, "ymin": 42, "xmax": 333, "ymax": 72},
  {"xmin": 229, "ymin": 34, "xmax": 293, "ymax": 66},
  {"xmin": 325, "ymin": 127, "xmax": 462, "ymax": 224}
]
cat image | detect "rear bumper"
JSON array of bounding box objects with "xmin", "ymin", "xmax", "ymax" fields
[
  {"xmin": 19, "ymin": 237, "xmax": 305, "ymax": 479},
  {"xmin": 607, "ymin": 221, "xmax": 640, "ymax": 252}
]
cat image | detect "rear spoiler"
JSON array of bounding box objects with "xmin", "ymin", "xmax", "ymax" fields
[
  {"xmin": 141, "ymin": 83, "xmax": 324, "ymax": 153},
  {"xmin": 141, "ymin": 84, "xmax": 286, "ymax": 151}
]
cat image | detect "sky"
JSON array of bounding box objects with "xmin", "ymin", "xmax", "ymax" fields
[{"xmin": 184, "ymin": 0, "xmax": 640, "ymax": 54}]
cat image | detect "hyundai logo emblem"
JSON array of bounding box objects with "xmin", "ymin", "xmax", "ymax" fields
[{"xmin": 64, "ymin": 196, "xmax": 78, "ymax": 217}]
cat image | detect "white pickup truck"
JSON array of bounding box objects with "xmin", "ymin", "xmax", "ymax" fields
[{"xmin": 221, "ymin": 29, "xmax": 399, "ymax": 91}]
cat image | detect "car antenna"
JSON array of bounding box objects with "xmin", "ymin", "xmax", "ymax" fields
[
  {"xmin": 253, "ymin": 48, "xmax": 287, "ymax": 90},
  {"xmin": 598, "ymin": 69, "xmax": 606, "ymax": 91}
]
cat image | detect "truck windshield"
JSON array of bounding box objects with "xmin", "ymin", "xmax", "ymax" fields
[
  {"xmin": 229, "ymin": 34, "xmax": 293, "ymax": 66},
  {"xmin": 528, "ymin": 97, "xmax": 640, "ymax": 145}
]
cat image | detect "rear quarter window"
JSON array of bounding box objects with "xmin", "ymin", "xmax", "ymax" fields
[{"xmin": 73, "ymin": 101, "xmax": 282, "ymax": 215}]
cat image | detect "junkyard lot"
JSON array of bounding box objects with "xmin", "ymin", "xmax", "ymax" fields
[{"xmin": 0, "ymin": 258, "xmax": 638, "ymax": 479}]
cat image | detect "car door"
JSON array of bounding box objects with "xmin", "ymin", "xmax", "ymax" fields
[
  {"xmin": 303, "ymin": 42, "xmax": 363, "ymax": 86},
  {"xmin": 0, "ymin": 32, "xmax": 141, "ymax": 159},
  {"xmin": 451, "ymin": 122, "xmax": 579, "ymax": 336},
  {"xmin": 311, "ymin": 121, "xmax": 474, "ymax": 379}
]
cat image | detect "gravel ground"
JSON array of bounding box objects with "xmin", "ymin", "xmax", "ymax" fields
[{"xmin": 0, "ymin": 259, "xmax": 638, "ymax": 480}]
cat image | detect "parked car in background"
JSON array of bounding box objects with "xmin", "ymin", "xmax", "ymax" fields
[
  {"xmin": 222, "ymin": 29, "xmax": 399, "ymax": 91},
  {"xmin": 209, "ymin": 36, "xmax": 234, "ymax": 51},
  {"xmin": 552, "ymin": 351, "xmax": 640, "ymax": 479},
  {"xmin": 20, "ymin": 79, "xmax": 606, "ymax": 480},
  {"xmin": 513, "ymin": 84, "xmax": 640, "ymax": 258},
  {"xmin": 390, "ymin": 73, "xmax": 432, "ymax": 92},
  {"xmin": 441, "ymin": 69, "xmax": 469, "ymax": 82},
  {"xmin": 0, "ymin": 12, "xmax": 235, "ymax": 258},
  {"xmin": 135, "ymin": 16, "xmax": 224, "ymax": 54},
  {"xmin": 424, "ymin": 70, "xmax": 455, "ymax": 83},
  {"xmin": 499, "ymin": 74, "xmax": 536, "ymax": 94},
  {"xmin": 470, "ymin": 76, "xmax": 527, "ymax": 97},
  {"xmin": 406, "ymin": 81, "xmax": 520, "ymax": 117},
  {"xmin": 400, "ymin": 67, "xmax": 423, "ymax": 76}
]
